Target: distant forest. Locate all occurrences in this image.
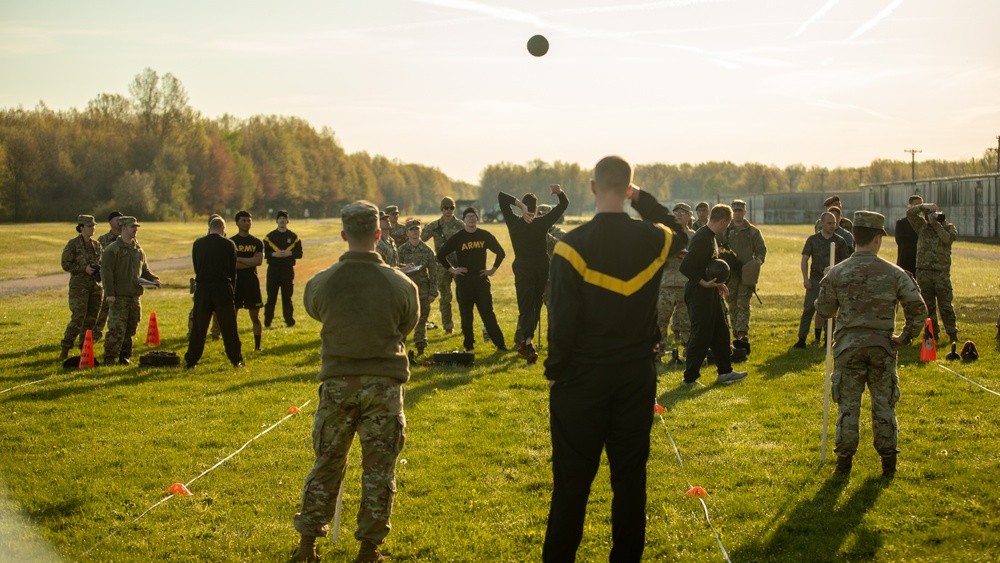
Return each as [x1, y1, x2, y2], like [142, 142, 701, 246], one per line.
[0, 68, 996, 222]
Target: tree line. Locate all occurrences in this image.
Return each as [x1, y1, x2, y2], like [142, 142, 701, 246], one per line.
[0, 68, 995, 222]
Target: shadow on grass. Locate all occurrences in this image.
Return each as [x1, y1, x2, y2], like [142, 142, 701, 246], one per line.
[730, 474, 892, 562]
[9, 366, 188, 403]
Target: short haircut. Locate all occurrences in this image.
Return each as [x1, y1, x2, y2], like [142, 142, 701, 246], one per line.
[209, 217, 225, 231]
[208, 213, 221, 225]
[593, 156, 633, 195]
[819, 211, 835, 223]
[234, 210, 252, 222]
[908, 195, 923, 205]
[828, 206, 842, 218]
[853, 226, 881, 246]
[709, 204, 733, 222]
[521, 193, 538, 212]
[344, 228, 378, 245]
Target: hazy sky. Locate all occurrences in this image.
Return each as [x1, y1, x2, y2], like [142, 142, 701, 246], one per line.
[2, 0, 998, 183]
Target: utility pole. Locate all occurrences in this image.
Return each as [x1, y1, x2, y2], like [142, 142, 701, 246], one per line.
[995, 136, 1000, 174]
[819, 171, 827, 191]
[904, 149, 922, 180]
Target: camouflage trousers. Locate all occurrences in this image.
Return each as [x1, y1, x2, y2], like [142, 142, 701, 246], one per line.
[915, 269, 957, 338]
[435, 264, 454, 332]
[94, 297, 110, 339]
[104, 296, 141, 364]
[657, 285, 690, 349]
[832, 346, 900, 458]
[61, 280, 104, 350]
[295, 376, 406, 544]
[408, 276, 434, 347]
[725, 274, 754, 339]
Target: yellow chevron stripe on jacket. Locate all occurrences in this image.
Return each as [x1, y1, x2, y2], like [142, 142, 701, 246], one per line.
[264, 235, 300, 253]
[552, 224, 672, 296]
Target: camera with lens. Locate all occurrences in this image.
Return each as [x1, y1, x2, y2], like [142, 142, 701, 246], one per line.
[928, 212, 945, 222]
[89, 264, 101, 283]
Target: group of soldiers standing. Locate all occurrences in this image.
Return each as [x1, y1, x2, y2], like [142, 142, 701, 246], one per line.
[60, 211, 159, 366]
[59, 209, 304, 369]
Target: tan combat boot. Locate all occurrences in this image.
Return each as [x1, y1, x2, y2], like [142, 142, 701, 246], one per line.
[355, 540, 388, 563]
[291, 535, 318, 562]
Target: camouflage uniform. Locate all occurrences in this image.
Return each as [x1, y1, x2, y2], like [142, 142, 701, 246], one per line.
[295, 201, 418, 550]
[815, 212, 926, 465]
[421, 210, 465, 332]
[101, 217, 158, 365]
[93, 228, 119, 339]
[719, 203, 767, 339]
[907, 205, 959, 340]
[397, 224, 438, 350]
[383, 205, 407, 248]
[376, 236, 398, 268]
[60, 221, 104, 353]
[658, 224, 697, 351]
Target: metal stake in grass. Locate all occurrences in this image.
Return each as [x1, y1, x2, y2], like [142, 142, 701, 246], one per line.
[331, 479, 345, 543]
[820, 241, 834, 465]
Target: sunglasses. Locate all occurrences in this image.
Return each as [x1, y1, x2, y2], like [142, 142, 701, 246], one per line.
[442, 206, 455, 210]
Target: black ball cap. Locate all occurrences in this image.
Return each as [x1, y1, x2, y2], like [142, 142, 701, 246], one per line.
[527, 35, 549, 57]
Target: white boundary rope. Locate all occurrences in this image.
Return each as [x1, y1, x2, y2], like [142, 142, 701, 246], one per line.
[654, 408, 732, 563]
[75, 399, 312, 560]
[0, 373, 76, 395]
[937, 364, 1000, 397]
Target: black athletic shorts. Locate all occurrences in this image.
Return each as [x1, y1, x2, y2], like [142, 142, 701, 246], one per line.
[234, 273, 263, 309]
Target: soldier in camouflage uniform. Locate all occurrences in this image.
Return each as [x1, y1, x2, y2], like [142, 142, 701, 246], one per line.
[59, 215, 104, 360]
[376, 211, 399, 267]
[657, 203, 697, 357]
[93, 210, 123, 340]
[101, 216, 159, 366]
[907, 202, 959, 342]
[719, 199, 767, 341]
[397, 219, 438, 355]
[293, 201, 418, 563]
[692, 201, 710, 230]
[815, 211, 927, 477]
[420, 197, 464, 334]
[384, 205, 408, 247]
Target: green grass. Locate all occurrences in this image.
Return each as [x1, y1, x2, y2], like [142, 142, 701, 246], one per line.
[1, 222, 999, 561]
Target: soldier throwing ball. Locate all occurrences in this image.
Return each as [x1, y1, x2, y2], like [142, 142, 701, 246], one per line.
[816, 211, 926, 477]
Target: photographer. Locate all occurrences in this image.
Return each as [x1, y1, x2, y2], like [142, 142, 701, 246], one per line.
[906, 202, 959, 342]
[59, 215, 104, 360]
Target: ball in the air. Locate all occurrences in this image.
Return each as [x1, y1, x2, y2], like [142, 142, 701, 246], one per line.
[527, 35, 549, 57]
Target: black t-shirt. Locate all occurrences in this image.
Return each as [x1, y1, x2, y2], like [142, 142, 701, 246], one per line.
[802, 232, 849, 280]
[231, 233, 264, 278]
[436, 228, 505, 275]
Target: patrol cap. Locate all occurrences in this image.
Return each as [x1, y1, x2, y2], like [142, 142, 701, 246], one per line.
[378, 210, 389, 220]
[673, 202, 692, 213]
[275, 210, 289, 220]
[537, 204, 553, 215]
[731, 199, 747, 210]
[441, 197, 456, 209]
[384, 205, 399, 215]
[853, 211, 888, 235]
[341, 201, 379, 232]
[77, 214, 96, 226]
[405, 219, 422, 230]
[823, 195, 841, 208]
[118, 216, 140, 227]
[462, 207, 479, 219]
[695, 201, 710, 210]
[107, 210, 122, 222]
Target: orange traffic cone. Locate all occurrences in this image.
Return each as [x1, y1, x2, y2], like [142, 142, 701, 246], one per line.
[146, 311, 160, 346]
[920, 318, 937, 362]
[79, 330, 95, 369]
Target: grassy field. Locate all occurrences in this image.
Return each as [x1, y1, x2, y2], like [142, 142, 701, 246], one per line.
[1, 220, 998, 562]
